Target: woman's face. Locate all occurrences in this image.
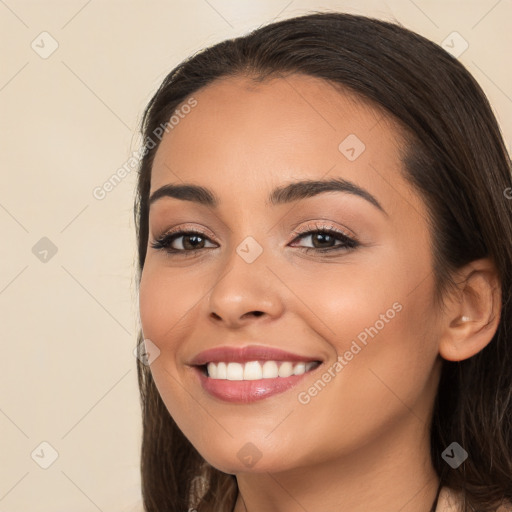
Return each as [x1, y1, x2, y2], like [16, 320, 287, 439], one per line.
[139, 74, 444, 474]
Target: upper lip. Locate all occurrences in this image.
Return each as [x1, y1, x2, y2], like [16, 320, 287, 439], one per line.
[189, 345, 323, 366]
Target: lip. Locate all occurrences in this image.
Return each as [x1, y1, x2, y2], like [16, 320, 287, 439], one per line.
[193, 363, 322, 403]
[188, 344, 324, 404]
[188, 344, 323, 366]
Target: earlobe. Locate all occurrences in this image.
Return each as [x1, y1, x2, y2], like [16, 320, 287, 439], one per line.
[438, 258, 501, 362]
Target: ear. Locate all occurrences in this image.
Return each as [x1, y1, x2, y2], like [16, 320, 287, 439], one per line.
[438, 258, 502, 362]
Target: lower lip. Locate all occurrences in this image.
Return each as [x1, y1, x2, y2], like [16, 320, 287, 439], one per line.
[194, 366, 316, 403]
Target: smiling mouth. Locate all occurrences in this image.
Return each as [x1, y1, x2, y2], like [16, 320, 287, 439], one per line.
[199, 360, 322, 380]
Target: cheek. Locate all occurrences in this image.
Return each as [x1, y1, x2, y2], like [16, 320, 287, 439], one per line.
[298, 295, 437, 474]
[296, 256, 439, 425]
[311, 236, 436, 365]
[138, 264, 204, 432]
[138, 263, 202, 346]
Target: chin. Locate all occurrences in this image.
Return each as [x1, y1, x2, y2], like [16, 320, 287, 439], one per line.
[199, 447, 295, 475]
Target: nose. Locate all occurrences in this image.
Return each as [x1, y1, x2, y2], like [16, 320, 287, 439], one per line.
[207, 244, 285, 329]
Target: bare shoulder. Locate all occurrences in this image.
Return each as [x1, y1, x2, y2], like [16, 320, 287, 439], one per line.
[496, 500, 512, 512]
[437, 487, 464, 512]
[438, 487, 512, 512]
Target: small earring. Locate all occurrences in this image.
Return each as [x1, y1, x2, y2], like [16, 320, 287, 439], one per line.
[460, 315, 471, 322]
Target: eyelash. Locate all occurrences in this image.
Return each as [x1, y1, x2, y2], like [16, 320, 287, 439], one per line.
[150, 222, 359, 258]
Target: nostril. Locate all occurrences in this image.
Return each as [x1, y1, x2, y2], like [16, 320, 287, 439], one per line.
[241, 311, 265, 319]
[210, 311, 264, 321]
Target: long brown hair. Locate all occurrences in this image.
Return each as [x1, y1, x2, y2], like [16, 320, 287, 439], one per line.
[134, 12, 512, 511]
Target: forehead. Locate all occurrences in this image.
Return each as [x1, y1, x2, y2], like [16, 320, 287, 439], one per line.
[149, 73, 424, 218]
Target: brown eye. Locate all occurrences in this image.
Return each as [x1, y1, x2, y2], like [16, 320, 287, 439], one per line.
[150, 230, 217, 254]
[304, 232, 338, 249]
[290, 226, 359, 253]
[176, 233, 207, 250]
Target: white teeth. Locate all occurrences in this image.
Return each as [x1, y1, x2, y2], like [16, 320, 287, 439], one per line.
[207, 362, 217, 379]
[217, 362, 227, 379]
[262, 361, 278, 378]
[205, 360, 319, 380]
[293, 362, 306, 375]
[243, 361, 262, 380]
[226, 362, 244, 380]
[278, 362, 293, 378]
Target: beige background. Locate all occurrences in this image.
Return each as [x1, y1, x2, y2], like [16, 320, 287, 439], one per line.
[0, 1, 510, 510]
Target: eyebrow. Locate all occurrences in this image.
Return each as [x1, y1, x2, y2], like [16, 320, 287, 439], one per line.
[148, 177, 387, 215]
